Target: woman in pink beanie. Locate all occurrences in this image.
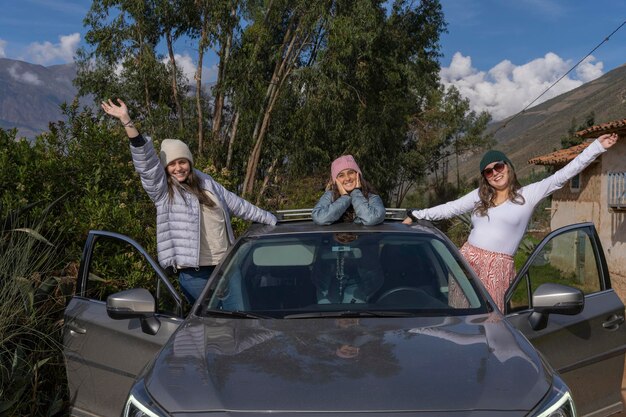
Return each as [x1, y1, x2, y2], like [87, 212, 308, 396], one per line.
[312, 155, 385, 226]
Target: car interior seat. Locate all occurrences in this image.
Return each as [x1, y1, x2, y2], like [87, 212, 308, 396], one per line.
[373, 244, 442, 302]
[244, 264, 317, 311]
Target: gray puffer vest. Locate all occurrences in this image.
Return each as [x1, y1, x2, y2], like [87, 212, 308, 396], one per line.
[130, 137, 277, 269]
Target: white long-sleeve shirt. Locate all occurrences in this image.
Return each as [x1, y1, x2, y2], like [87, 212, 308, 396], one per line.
[410, 139, 606, 256]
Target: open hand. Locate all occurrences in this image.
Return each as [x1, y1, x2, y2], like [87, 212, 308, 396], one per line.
[101, 98, 130, 122]
[335, 178, 348, 195]
[598, 133, 619, 149]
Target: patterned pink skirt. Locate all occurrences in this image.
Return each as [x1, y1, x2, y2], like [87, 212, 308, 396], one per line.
[460, 242, 515, 312]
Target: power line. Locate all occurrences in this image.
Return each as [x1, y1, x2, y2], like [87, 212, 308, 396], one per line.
[495, 19, 626, 134]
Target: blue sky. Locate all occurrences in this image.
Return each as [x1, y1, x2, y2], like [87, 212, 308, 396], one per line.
[438, 0, 626, 119]
[1, 0, 625, 120]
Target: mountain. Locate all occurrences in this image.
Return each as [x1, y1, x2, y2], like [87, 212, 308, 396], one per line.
[0, 58, 80, 139]
[0, 58, 216, 140]
[452, 63, 626, 182]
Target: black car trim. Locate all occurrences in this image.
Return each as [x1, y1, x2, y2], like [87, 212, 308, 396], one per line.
[203, 309, 273, 319]
[283, 310, 417, 319]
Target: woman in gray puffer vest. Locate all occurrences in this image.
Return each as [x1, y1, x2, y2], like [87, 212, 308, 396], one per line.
[102, 98, 277, 303]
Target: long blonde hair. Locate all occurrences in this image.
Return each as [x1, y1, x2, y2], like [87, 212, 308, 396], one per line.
[474, 162, 524, 216]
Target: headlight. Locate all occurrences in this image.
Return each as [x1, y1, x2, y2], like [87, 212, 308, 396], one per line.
[123, 378, 169, 417]
[530, 375, 577, 417]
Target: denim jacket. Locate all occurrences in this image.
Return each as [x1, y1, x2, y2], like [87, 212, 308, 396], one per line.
[311, 189, 385, 226]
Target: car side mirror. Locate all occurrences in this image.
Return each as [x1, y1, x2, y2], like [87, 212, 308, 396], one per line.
[107, 288, 160, 335]
[529, 283, 584, 331]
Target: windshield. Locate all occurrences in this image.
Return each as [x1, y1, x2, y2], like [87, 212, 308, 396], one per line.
[203, 232, 486, 318]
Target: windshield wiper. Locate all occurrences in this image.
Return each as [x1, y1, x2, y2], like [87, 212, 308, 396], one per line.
[203, 309, 272, 319]
[283, 310, 415, 319]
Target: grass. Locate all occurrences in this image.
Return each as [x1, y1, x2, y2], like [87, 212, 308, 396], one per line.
[0, 205, 71, 416]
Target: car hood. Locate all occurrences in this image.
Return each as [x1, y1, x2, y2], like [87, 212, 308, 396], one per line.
[146, 314, 550, 414]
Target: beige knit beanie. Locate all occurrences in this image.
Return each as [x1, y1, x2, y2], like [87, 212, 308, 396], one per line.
[159, 139, 193, 166]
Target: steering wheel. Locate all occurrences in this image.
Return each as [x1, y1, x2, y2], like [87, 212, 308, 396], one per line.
[375, 286, 425, 305]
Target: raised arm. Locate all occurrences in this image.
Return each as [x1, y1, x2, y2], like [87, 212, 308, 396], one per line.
[598, 133, 619, 149]
[524, 133, 618, 206]
[215, 181, 278, 225]
[403, 189, 479, 224]
[102, 98, 168, 203]
[101, 98, 139, 139]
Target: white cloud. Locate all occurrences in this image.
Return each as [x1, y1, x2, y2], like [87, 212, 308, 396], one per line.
[440, 52, 605, 121]
[0, 39, 6, 58]
[25, 33, 80, 65]
[202, 63, 219, 84]
[575, 56, 603, 82]
[161, 53, 219, 85]
[7, 64, 42, 85]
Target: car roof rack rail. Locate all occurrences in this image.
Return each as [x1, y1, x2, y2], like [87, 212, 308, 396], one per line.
[275, 208, 408, 222]
[385, 208, 408, 221]
[275, 208, 315, 221]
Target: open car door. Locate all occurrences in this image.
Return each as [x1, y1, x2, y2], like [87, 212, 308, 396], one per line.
[505, 223, 626, 416]
[63, 231, 186, 417]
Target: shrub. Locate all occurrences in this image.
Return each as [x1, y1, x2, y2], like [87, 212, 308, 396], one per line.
[0, 203, 71, 416]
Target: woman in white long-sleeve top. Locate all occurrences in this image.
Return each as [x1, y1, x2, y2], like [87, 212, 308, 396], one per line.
[312, 155, 386, 226]
[101, 98, 277, 304]
[403, 133, 620, 311]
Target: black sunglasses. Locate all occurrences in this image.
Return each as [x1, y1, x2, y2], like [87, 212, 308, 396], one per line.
[482, 161, 506, 179]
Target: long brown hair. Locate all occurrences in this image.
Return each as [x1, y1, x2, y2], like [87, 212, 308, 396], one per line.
[166, 166, 215, 207]
[474, 162, 524, 216]
[328, 176, 378, 222]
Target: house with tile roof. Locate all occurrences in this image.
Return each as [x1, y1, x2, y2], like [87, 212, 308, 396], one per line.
[528, 119, 626, 296]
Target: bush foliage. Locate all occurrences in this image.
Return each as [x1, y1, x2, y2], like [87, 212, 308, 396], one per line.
[0, 202, 71, 416]
[0, 103, 244, 415]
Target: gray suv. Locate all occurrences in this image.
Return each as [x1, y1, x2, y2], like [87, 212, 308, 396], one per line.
[63, 210, 626, 416]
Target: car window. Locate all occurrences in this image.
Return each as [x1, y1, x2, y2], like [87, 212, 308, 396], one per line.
[507, 228, 602, 312]
[84, 235, 180, 316]
[205, 232, 486, 317]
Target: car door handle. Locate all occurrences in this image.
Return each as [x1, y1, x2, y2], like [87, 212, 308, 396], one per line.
[602, 315, 625, 331]
[66, 322, 87, 335]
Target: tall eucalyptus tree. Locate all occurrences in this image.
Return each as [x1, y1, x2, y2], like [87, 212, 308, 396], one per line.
[76, 0, 171, 118]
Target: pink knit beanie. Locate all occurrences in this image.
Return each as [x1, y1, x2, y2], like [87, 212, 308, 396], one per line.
[331, 155, 361, 179]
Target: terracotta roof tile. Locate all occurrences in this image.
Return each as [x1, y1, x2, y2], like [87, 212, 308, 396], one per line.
[528, 140, 593, 166]
[529, 117, 625, 166]
[576, 119, 626, 138]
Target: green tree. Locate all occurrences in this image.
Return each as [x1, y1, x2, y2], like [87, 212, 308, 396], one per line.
[399, 85, 492, 206]
[155, 0, 193, 134]
[560, 112, 595, 148]
[178, 0, 224, 153]
[75, 0, 175, 125]
[73, 0, 451, 208]
[268, 0, 447, 204]
[239, 0, 335, 197]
